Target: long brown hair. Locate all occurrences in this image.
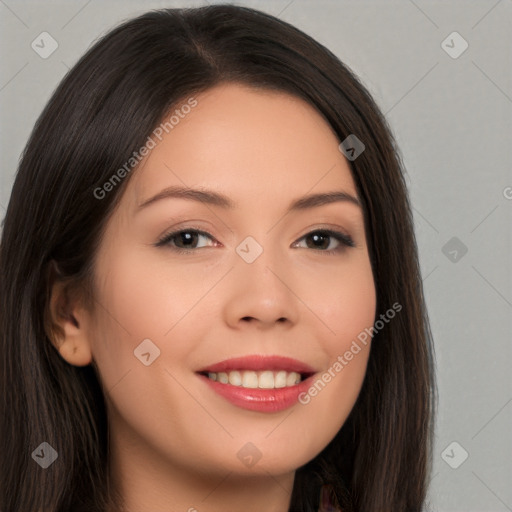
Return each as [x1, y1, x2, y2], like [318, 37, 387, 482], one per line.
[0, 5, 436, 511]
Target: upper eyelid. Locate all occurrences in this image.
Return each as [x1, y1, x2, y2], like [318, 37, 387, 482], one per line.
[156, 226, 354, 248]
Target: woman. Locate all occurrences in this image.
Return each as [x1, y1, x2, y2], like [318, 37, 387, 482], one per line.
[0, 5, 436, 512]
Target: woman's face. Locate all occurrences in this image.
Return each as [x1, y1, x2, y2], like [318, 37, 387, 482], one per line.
[84, 83, 376, 485]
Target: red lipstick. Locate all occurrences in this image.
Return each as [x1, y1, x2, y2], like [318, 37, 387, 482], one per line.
[198, 355, 315, 374]
[196, 355, 316, 413]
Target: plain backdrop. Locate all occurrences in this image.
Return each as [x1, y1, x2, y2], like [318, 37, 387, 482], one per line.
[1, 1, 511, 511]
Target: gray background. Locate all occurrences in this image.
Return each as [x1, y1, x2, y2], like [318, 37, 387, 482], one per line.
[1, 1, 511, 510]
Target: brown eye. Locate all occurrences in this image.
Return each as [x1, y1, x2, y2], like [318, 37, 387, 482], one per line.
[293, 229, 355, 254]
[156, 229, 217, 251]
[171, 231, 200, 249]
[305, 232, 331, 250]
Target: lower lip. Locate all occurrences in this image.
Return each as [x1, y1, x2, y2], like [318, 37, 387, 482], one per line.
[198, 373, 314, 413]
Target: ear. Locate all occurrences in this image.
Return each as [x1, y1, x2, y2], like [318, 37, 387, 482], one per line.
[48, 276, 93, 367]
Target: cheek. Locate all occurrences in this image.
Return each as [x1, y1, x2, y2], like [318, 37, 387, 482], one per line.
[305, 250, 376, 347]
[86, 249, 224, 465]
[86, 244, 220, 417]
[292, 253, 376, 442]
[90, 244, 214, 350]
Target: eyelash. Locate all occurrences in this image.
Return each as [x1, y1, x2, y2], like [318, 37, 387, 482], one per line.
[155, 226, 355, 255]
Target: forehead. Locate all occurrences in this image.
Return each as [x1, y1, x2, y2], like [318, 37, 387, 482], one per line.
[127, 82, 357, 210]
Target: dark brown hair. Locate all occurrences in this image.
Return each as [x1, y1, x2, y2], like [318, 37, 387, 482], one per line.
[0, 5, 436, 511]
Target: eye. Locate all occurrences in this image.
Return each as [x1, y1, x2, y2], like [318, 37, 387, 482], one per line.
[155, 228, 218, 252]
[292, 229, 355, 254]
[155, 227, 355, 254]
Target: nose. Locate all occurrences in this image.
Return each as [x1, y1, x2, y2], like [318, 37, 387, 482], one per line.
[222, 248, 300, 330]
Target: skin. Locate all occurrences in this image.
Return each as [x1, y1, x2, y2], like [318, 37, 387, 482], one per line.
[50, 82, 376, 512]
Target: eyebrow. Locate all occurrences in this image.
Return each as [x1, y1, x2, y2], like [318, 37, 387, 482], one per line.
[137, 185, 362, 212]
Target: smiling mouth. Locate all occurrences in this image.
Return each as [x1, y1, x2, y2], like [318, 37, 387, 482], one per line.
[196, 355, 317, 412]
[198, 370, 313, 389]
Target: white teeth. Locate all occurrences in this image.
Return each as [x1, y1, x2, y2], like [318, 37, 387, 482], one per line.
[228, 371, 242, 386]
[242, 371, 259, 388]
[206, 370, 303, 389]
[217, 372, 229, 384]
[274, 371, 287, 388]
[286, 372, 300, 386]
[258, 371, 274, 389]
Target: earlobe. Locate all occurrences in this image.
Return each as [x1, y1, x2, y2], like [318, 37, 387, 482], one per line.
[48, 277, 93, 367]
[57, 339, 92, 366]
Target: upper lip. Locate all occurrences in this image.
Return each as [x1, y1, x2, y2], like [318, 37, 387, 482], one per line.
[197, 355, 316, 375]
